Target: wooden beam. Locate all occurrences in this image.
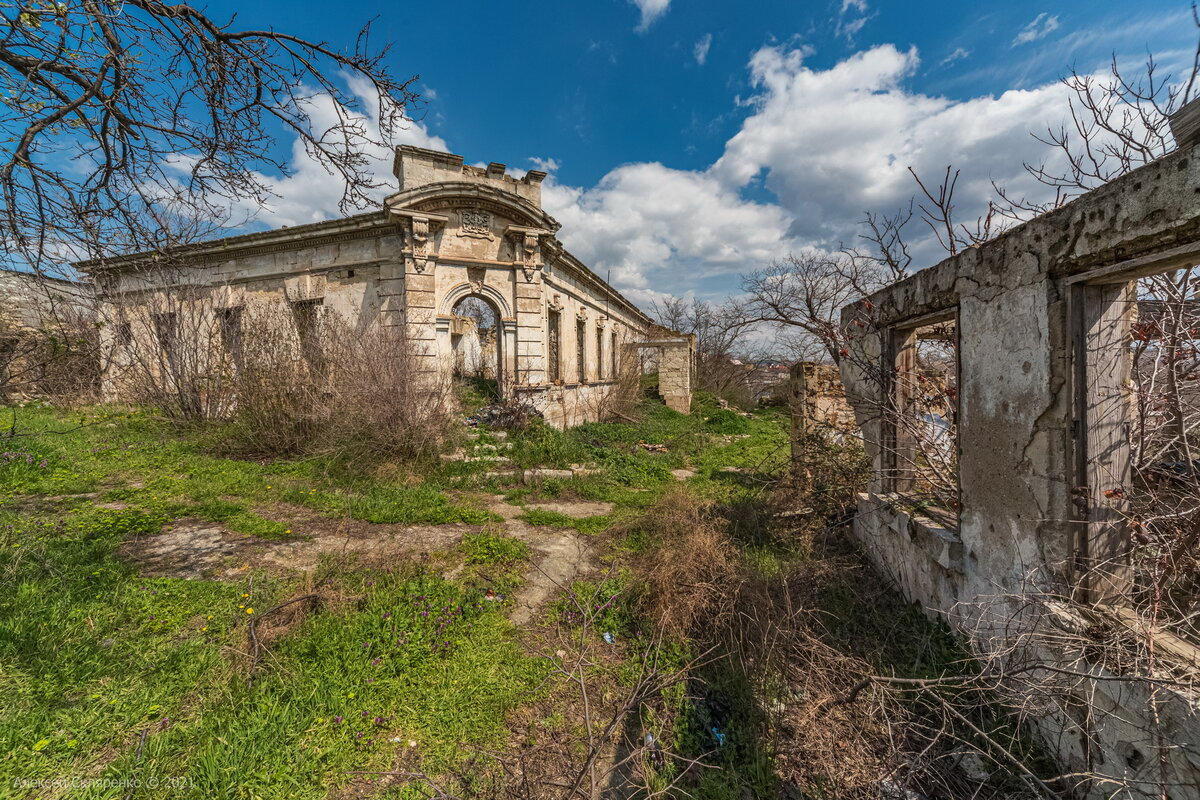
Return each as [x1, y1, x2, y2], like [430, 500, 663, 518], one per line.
[1078, 283, 1135, 602]
[889, 327, 919, 494]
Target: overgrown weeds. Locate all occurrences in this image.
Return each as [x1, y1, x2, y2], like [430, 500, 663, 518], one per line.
[630, 488, 743, 640]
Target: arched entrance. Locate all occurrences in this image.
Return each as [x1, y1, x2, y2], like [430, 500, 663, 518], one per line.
[434, 280, 518, 400]
[449, 294, 502, 398]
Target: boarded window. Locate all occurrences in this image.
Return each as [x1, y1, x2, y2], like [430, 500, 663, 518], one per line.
[577, 318, 587, 383]
[547, 309, 561, 383]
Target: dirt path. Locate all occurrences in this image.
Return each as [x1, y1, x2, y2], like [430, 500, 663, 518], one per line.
[483, 496, 603, 626]
[120, 496, 609, 628]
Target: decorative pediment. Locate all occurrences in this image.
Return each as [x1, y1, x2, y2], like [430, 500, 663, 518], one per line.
[548, 293, 564, 313]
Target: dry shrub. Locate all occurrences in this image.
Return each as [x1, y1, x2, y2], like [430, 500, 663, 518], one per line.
[634, 488, 743, 639]
[320, 316, 455, 460]
[731, 558, 912, 797]
[229, 305, 453, 460]
[115, 279, 238, 420]
[599, 340, 645, 423]
[1, 300, 101, 405]
[226, 303, 314, 453]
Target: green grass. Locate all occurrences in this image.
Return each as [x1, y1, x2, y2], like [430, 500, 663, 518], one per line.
[461, 531, 529, 565]
[0, 393, 959, 798]
[520, 507, 614, 535]
[0, 406, 493, 529]
[0, 503, 544, 798]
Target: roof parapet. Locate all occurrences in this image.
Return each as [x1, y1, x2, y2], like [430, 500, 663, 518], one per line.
[394, 145, 545, 207]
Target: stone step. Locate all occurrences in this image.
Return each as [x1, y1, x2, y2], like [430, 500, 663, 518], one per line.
[523, 468, 574, 480]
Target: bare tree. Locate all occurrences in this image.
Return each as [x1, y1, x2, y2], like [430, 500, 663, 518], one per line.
[0, 1, 420, 277]
[998, 6, 1200, 217]
[741, 248, 906, 366]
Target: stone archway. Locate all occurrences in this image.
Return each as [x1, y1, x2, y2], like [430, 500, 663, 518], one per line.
[436, 281, 517, 396]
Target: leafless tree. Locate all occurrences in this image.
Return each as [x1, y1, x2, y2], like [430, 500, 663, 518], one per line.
[741, 248, 906, 366]
[0, 1, 420, 278]
[998, 5, 1200, 217]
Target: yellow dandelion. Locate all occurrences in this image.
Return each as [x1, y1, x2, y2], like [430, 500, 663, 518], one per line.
[245, 607, 254, 615]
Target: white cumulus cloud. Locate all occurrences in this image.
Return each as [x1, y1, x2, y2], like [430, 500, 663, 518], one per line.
[540, 43, 1075, 302]
[253, 44, 1083, 307]
[694, 33, 713, 66]
[229, 85, 448, 229]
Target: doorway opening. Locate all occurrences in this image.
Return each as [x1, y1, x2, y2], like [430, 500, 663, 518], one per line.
[450, 295, 501, 400]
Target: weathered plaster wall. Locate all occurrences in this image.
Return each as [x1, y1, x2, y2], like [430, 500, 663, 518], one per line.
[84, 146, 656, 429]
[838, 143, 1200, 797]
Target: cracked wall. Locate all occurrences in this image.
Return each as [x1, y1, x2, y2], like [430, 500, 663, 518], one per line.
[838, 141, 1200, 798]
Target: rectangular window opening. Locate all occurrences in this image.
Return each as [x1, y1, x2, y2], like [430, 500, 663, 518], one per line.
[886, 312, 959, 522]
[576, 318, 587, 384]
[596, 326, 605, 380]
[1078, 264, 1200, 610]
[611, 330, 618, 378]
[547, 309, 561, 383]
[292, 299, 325, 374]
[218, 307, 243, 370]
[151, 312, 179, 369]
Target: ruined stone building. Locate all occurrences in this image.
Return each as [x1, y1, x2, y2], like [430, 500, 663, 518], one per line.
[81, 146, 695, 427]
[0, 268, 93, 399]
[839, 135, 1200, 796]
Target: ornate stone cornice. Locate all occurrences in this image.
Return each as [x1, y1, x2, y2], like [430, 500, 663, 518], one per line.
[76, 212, 393, 273]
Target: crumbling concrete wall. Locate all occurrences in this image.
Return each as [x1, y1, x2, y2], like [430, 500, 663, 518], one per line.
[838, 141, 1200, 797]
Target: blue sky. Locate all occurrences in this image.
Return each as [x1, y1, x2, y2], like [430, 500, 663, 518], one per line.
[208, 0, 1198, 306]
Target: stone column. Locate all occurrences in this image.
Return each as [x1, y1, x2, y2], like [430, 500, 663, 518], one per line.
[389, 211, 446, 382]
[403, 263, 439, 378]
[658, 337, 696, 414]
[506, 228, 553, 387]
